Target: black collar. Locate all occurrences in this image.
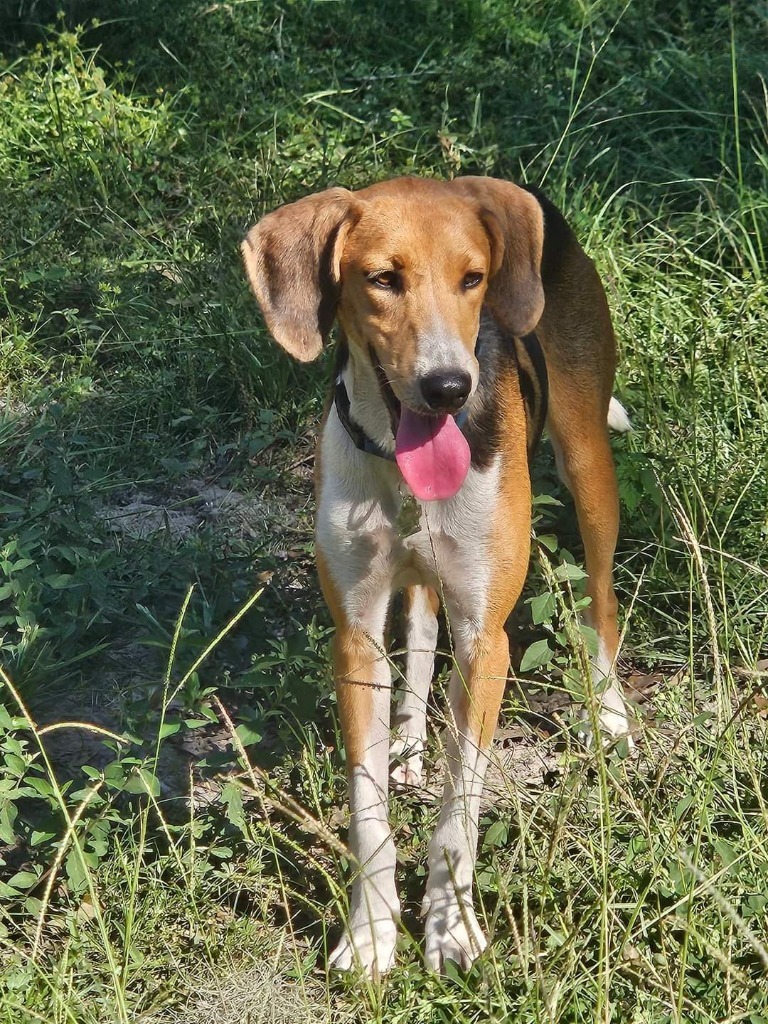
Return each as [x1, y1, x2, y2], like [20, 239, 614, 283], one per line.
[334, 373, 470, 462]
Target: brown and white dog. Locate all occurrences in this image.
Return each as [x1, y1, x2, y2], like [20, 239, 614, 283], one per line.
[242, 176, 632, 976]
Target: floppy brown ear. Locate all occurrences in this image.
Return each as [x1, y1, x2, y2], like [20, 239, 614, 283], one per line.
[241, 187, 357, 362]
[449, 176, 544, 336]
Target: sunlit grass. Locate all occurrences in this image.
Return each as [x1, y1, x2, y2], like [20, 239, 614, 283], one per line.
[1, 0, 766, 1020]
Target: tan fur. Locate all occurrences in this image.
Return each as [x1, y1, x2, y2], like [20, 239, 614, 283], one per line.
[449, 176, 545, 336]
[339, 181, 488, 390]
[243, 177, 545, 414]
[402, 584, 440, 621]
[317, 547, 384, 767]
[243, 175, 629, 974]
[461, 371, 532, 748]
[241, 188, 357, 361]
[533, 210, 621, 668]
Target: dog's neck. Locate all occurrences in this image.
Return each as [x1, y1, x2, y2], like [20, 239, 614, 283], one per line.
[337, 335, 397, 455]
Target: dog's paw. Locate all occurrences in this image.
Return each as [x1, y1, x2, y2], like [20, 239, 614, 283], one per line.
[390, 761, 423, 789]
[578, 684, 636, 752]
[329, 918, 398, 978]
[598, 706, 636, 751]
[422, 891, 487, 971]
[389, 734, 425, 789]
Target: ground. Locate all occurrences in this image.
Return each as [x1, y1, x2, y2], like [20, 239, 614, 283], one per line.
[1, 2, 767, 1022]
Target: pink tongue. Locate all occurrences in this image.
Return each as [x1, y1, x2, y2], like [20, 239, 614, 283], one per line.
[395, 408, 471, 501]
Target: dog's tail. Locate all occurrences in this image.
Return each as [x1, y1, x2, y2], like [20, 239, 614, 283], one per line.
[607, 397, 632, 433]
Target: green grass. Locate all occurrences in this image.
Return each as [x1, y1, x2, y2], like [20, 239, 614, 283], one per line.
[0, 1, 767, 1020]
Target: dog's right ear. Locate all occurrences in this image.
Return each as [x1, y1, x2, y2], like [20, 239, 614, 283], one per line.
[241, 188, 358, 362]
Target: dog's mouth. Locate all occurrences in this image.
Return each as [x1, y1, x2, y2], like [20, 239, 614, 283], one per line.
[371, 349, 471, 502]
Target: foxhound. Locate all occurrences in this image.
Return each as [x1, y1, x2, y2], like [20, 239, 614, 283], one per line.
[242, 175, 632, 976]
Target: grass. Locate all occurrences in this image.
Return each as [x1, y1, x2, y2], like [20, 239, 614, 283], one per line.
[0, 0, 767, 1020]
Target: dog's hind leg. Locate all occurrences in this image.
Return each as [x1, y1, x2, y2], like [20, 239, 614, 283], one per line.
[530, 201, 633, 745]
[390, 585, 439, 789]
[547, 399, 633, 744]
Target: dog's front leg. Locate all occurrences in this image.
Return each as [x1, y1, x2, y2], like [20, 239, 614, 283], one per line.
[422, 624, 511, 971]
[317, 552, 399, 977]
[390, 584, 440, 789]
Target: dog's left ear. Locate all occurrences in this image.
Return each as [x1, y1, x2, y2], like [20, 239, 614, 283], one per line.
[449, 177, 544, 336]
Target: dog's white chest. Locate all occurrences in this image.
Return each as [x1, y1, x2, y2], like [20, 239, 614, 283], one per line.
[316, 411, 502, 628]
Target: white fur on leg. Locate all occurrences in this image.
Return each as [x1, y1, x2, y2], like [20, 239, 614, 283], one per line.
[327, 594, 400, 976]
[391, 586, 438, 788]
[581, 639, 634, 749]
[389, 734, 426, 790]
[422, 884, 488, 970]
[329, 757, 399, 975]
[329, 749, 400, 976]
[423, 668, 490, 971]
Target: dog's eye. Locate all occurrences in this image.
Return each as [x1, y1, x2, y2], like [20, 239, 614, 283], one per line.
[367, 270, 400, 290]
[462, 272, 484, 290]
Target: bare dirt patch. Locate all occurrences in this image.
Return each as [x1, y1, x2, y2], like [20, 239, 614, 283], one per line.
[98, 477, 302, 544]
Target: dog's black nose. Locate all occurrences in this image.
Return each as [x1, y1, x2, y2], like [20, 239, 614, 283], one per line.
[419, 371, 472, 413]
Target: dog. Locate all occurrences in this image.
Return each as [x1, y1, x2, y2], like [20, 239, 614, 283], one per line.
[241, 175, 632, 976]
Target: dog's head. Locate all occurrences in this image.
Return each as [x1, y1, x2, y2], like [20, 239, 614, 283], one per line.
[242, 176, 544, 418]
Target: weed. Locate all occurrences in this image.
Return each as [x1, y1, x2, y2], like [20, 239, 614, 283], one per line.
[0, 1, 767, 1021]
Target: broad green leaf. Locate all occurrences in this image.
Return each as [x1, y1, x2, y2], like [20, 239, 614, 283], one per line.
[520, 639, 553, 673]
[236, 721, 263, 746]
[124, 770, 161, 797]
[554, 562, 588, 582]
[484, 819, 508, 849]
[536, 534, 558, 553]
[44, 573, 75, 589]
[529, 592, 556, 625]
[7, 870, 41, 890]
[221, 781, 246, 831]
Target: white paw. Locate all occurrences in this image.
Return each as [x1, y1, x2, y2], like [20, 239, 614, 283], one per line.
[390, 734, 425, 788]
[598, 705, 635, 750]
[579, 685, 635, 751]
[328, 918, 398, 978]
[390, 761, 423, 788]
[422, 891, 487, 971]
